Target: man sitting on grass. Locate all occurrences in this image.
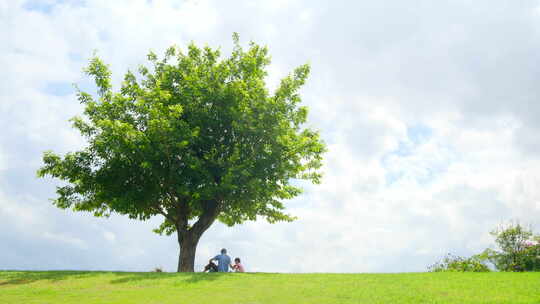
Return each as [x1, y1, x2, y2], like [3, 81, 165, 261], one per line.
[209, 248, 232, 272]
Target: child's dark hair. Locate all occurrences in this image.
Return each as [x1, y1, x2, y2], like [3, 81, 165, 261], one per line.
[235, 257, 241, 263]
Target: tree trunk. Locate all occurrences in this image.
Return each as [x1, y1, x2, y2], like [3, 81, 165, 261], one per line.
[177, 231, 200, 272]
[176, 199, 220, 272]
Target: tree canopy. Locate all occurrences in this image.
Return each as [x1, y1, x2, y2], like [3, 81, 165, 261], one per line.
[38, 34, 325, 271]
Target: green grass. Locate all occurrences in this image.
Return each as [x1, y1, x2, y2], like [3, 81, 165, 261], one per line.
[1, 271, 539, 303]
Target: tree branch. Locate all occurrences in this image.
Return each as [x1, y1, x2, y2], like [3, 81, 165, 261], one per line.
[176, 198, 189, 234]
[154, 205, 176, 224]
[190, 199, 221, 237]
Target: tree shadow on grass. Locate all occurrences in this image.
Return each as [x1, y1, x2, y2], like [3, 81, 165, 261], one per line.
[108, 271, 224, 284]
[0, 270, 106, 286]
[0, 270, 238, 287]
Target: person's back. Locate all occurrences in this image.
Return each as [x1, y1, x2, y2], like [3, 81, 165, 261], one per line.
[212, 248, 231, 272]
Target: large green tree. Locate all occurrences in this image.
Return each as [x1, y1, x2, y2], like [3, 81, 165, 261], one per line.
[38, 34, 325, 272]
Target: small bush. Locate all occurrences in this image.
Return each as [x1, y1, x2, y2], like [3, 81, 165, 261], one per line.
[522, 241, 540, 271]
[428, 253, 490, 272]
[480, 222, 540, 272]
[153, 267, 164, 272]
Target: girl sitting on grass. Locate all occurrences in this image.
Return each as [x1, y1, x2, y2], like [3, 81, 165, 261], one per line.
[232, 257, 245, 272]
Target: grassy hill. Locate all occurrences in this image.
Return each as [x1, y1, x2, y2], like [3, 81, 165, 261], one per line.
[1, 271, 539, 303]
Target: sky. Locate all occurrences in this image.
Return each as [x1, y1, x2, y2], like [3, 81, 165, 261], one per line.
[1, 0, 540, 273]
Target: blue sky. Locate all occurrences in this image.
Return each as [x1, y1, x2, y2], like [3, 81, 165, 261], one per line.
[2, 0, 540, 273]
[22, 0, 84, 13]
[22, 0, 58, 13]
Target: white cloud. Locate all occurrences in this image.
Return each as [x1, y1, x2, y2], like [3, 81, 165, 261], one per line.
[103, 231, 116, 243]
[0, 148, 6, 171]
[43, 232, 88, 250]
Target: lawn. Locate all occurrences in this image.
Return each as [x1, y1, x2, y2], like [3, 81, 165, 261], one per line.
[1, 271, 539, 303]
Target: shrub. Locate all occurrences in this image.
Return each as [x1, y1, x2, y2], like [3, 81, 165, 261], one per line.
[153, 267, 164, 273]
[522, 240, 540, 271]
[428, 253, 490, 272]
[480, 222, 540, 272]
